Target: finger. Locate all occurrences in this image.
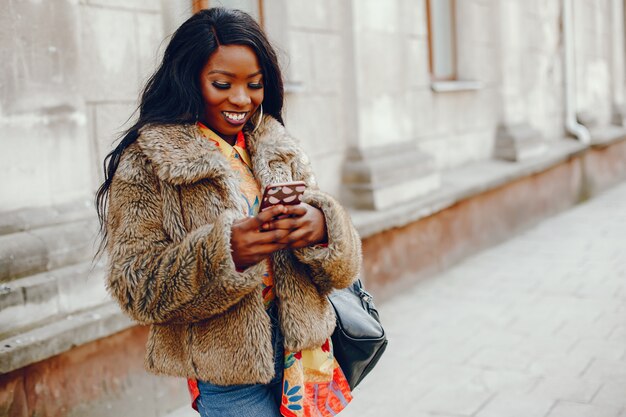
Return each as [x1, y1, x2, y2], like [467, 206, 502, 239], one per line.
[252, 205, 287, 227]
[255, 228, 291, 244]
[283, 204, 307, 217]
[262, 216, 304, 231]
[276, 228, 309, 246]
[277, 236, 309, 249]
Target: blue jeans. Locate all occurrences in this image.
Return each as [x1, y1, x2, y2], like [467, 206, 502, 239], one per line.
[196, 304, 284, 417]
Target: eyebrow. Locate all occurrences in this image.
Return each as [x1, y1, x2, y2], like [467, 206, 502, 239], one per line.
[207, 69, 262, 78]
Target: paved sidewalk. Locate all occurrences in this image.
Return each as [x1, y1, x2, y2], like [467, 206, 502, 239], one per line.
[169, 181, 626, 417]
[343, 181, 626, 417]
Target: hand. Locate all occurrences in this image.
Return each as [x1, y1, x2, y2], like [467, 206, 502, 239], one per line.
[261, 203, 327, 249]
[230, 205, 291, 270]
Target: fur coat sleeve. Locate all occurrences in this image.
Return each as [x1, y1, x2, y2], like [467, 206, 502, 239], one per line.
[287, 142, 362, 296]
[294, 188, 362, 295]
[105, 144, 264, 325]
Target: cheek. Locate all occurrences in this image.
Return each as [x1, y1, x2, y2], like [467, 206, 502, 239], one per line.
[201, 86, 225, 108]
[252, 90, 265, 106]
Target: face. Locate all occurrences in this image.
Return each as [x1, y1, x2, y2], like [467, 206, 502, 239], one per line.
[199, 45, 264, 141]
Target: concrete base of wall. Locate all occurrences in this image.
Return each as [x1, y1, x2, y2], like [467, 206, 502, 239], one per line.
[0, 326, 187, 417]
[362, 138, 626, 301]
[362, 158, 583, 300]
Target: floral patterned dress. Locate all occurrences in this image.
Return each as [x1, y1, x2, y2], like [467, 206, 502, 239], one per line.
[187, 123, 352, 417]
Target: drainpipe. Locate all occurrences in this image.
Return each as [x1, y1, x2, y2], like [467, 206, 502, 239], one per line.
[562, 0, 591, 144]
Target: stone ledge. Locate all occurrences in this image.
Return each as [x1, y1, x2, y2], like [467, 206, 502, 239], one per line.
[0, 302, 133, 374]
[589, 125, 626, 147]
[0, 218, 99, 283]
[431, 80, 483, 93]
[0, 200, 93, 236]
[351, 138, 588, 239]
[0, 261, 107, 335]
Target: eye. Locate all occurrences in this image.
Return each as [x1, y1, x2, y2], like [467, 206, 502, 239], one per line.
[212, 81, 230, 90]
[248, 82, 263, 90]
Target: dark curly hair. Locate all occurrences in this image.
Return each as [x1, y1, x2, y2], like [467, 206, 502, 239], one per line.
[94, 7, 284, 253]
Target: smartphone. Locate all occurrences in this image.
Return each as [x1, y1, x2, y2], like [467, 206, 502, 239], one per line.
[260, 181, 307, 211]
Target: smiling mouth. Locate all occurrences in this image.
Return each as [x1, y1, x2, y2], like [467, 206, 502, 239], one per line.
[222, 111, 248, 124]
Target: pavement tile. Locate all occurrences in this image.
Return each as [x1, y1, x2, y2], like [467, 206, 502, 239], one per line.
[609, 326, 626, 343]
[166, 406, 194, 417]
[475, 393, 555, 417]
[529, 376, 602, 403]
[411, 340, 478, 366]
[593, 381, 626, 409]
[583, 359, 626, 382]
[467, 369, 542, 395]
[515, 334, 579, 356]
[413, 387, 494, 416]
[341, 376, 432, 417]
[467, 347, 534, 372]
[569, 339, 626, 361]
[457, 331, 527, 358]
[554, 321, 617, 340]
[416, 363, 482, 389]
[528, 352, 595, 378]
[546, 401, 622, 417]
[505, 314, 568, 337]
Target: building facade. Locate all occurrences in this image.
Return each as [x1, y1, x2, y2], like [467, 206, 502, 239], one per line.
[1, 0, 626, 415]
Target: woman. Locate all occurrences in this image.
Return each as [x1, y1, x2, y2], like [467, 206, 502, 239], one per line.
[95, 8, 361, 417]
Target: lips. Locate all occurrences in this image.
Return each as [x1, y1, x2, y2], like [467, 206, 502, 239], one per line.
[222, 111, 248, 125]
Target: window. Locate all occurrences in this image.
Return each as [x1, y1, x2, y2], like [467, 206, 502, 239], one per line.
[193, 0, 264, 26]
[426, 0, 457, 81]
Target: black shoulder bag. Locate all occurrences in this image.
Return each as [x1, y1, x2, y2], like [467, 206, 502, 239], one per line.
[328, 279, 388, 389]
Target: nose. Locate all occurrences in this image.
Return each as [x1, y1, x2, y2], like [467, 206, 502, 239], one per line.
[229, 86, 251, 108]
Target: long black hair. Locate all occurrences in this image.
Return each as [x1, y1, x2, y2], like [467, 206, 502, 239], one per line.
[94, 7, 284, 252]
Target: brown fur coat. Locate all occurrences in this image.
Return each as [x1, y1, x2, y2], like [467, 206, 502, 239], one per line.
[105, 115, 362, 384]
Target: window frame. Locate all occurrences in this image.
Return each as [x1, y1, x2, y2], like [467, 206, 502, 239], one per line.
[426, 0, 458, 81]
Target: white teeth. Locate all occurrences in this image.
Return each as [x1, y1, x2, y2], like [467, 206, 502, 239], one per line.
[224, 112, 246, 121]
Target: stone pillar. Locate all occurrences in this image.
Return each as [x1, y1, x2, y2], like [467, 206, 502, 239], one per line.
[343, 144, 439, 210]
[341, 0, 440, 210]
[493, 0, 547, 162]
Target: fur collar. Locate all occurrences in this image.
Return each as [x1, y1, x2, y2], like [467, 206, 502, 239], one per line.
[137, 115, 300, 186]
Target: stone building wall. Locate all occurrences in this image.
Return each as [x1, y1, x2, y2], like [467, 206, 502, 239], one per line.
[0, 0, 164, 212]
[574, 0, 617, 127]
[83, 0, 165, 189]
[411, 0, 499, 169]
[279, 0, 351, 199]
[2, 0, 623, 211]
